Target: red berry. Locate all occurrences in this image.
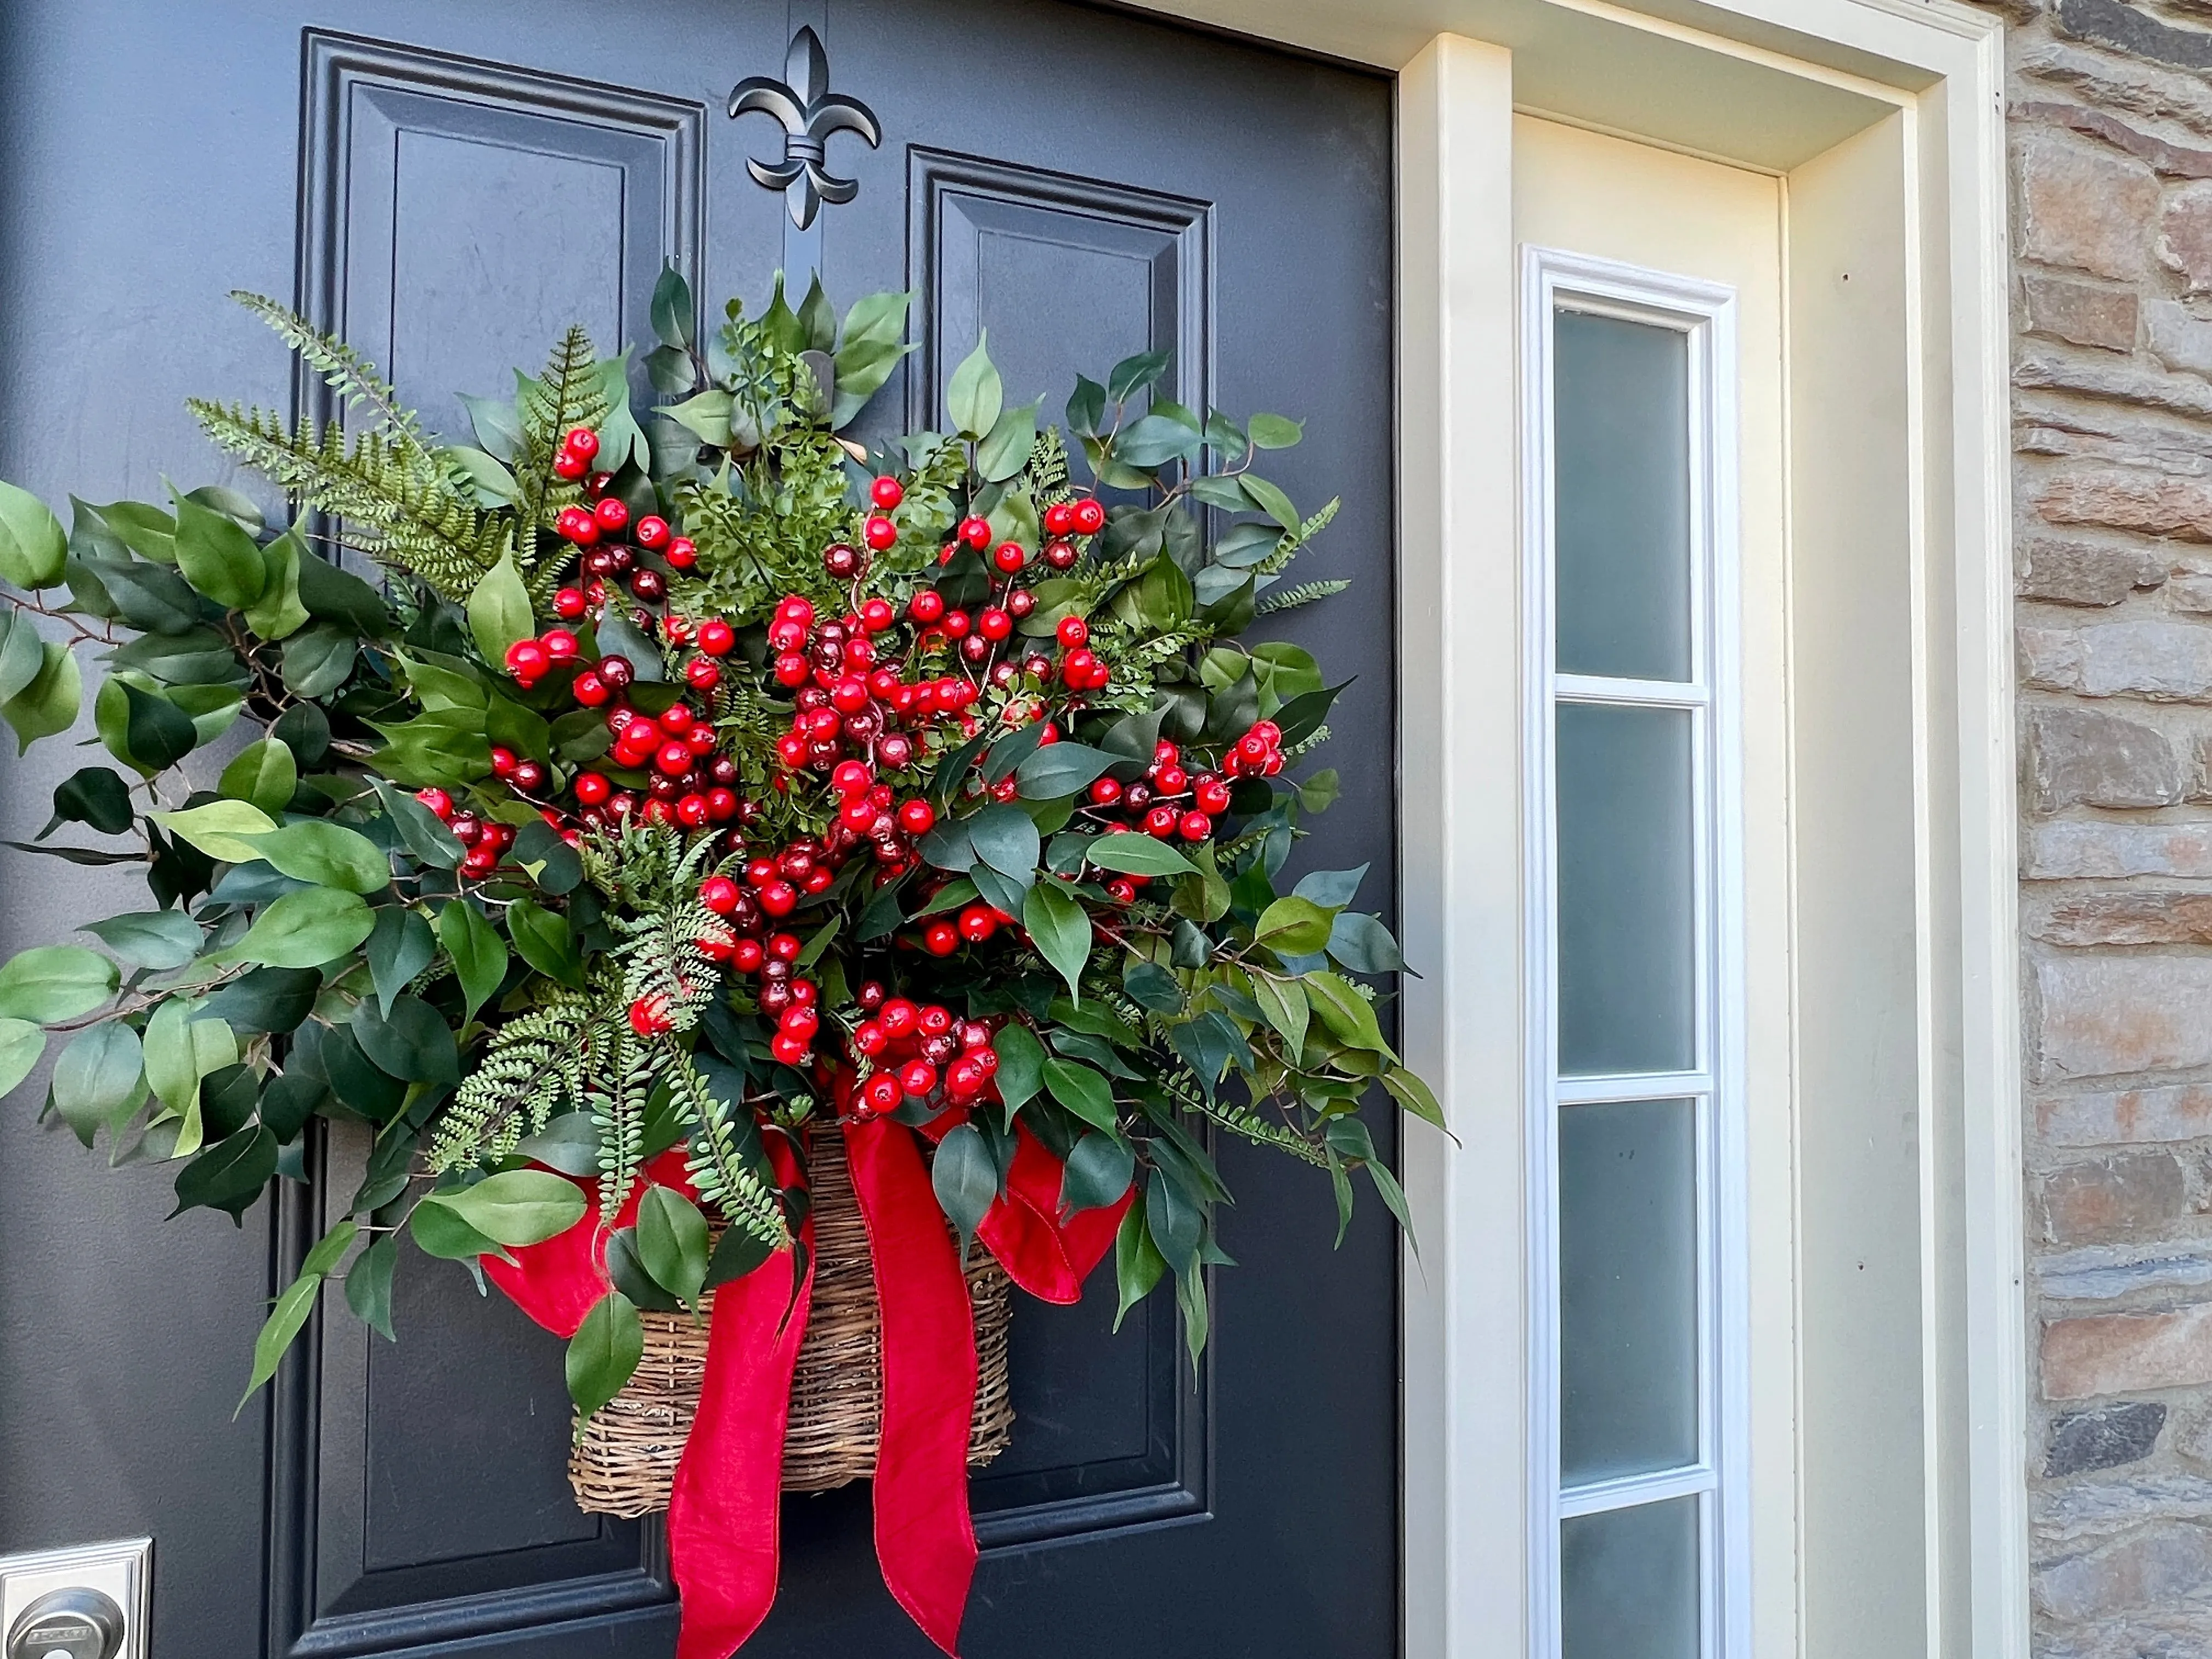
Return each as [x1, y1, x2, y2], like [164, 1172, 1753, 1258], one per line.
[598, 655, 635, 690]
[1057, 616, 1089, 647]
[1195, 778, 1232, 815]
[1088, 776, 1122, 806]
[859, 598, 896, 633]
[665, 537, 697, 569]
[1043, 539, 1077, 570]
[552, 450, 589, 481]
[1144, 805, 1179, 838]
[900, 1058, 939, 1096]
[862, 1073, 904, 1115]
[774, 652, 811, 687]
[415, 787, 453, 820]
[958, 904, 998, 943]
[684, 658, 720, 692]
[855, 1022, 889, 1058]
[698, 875, 740, 915]
[768, 932, 802, 962]
[675, 793, 710, 828]
[634, 515, 671, 550]
[864, 516, 898, 551]
[896, 798, 935, 837]
[706, 788, 738, 821]
[594, 497, 629, 533]
[556, 505, 599, 545]
[958, 516, 992, 550]
[770, 1032, 809, 1065]
[978, 608, 1012, 641]
[830, 676, 871, 714]
[731, 938, 765, 973]
[573, 772, 612, 807]
[1042, 501, 1075, 537]
[1072, 499, 1105, 534]
[564, 427, 600, 461]
[1156, 765, 1188, 794]
[628, 994, 673, 1037]
[758, 881, 798, 916]
[542, 629, 579, 663]
[1106, 878, 1137, 904]
[570, 672, 610, 710]
[942, 609, 971, 639]
[505, 639, 550, 678]
[909, 590, 945, 625]
[659, 704, 695, 736]
[1062, 647, 1097, 685]
[922, 921, 959, 957]
[695, 618, 734, 657]
[490, 745, 517, 777]
[992, 540, 1028, 573]
[879, 999, 918, 1040]
[1178, 811, 1212, 842]
[653, 741, 690, 776]
[833, 760, 873, 798]
[554, 586, 588, 619]
[871, 476, 904, 510]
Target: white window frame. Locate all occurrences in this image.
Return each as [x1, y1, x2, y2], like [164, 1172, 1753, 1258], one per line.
[1520, 247, 1748, 1659]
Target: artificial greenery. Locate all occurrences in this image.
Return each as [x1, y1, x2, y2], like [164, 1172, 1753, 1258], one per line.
[0, 268, 1441, 1415]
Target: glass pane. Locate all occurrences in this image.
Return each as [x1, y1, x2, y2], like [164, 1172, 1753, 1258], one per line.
[1554, 309, 1692, 682]
[1560, 1099, 1700, 1483]
[1556, 703, 1697, 1075]
[1562, 1497, 1701, 1659]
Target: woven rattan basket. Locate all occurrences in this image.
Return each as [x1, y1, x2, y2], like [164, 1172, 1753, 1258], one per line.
[568, 1135, 1015, 1516]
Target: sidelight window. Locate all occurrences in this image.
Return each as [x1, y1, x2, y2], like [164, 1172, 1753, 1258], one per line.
[1523, 251, 1747, 1659]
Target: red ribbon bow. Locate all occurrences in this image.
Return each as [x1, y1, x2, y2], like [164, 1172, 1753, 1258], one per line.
[484, 1095, 1128, 1657]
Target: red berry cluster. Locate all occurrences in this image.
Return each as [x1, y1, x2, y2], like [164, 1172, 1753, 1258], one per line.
[1082, 736, 1234, 848]
[849, 985, 1000, 1117]
[411, 787, 520, 879]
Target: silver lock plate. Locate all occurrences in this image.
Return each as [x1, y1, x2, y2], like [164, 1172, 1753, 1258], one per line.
[0, 1542, 146, 1659]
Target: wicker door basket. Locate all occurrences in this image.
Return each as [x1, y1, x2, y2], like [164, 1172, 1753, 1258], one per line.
[568, 1135, 1016, 1517]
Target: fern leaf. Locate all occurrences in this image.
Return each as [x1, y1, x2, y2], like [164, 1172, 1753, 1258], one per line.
[228, 291, 437, 466]
[659, 1041, 787, 1245]
[1254, 495, 1341, 580]
[594, 1026, 653, 1221]
[1256, 579, 1349, 616]
[429, 993, 599, 1171]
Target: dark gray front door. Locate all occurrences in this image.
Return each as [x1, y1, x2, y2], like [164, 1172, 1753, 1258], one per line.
[0, 4, 1397, 1655]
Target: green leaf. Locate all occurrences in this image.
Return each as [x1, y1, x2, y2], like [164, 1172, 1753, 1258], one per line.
[1121, 960, 1183, 1015]
[367, 907, 437, 1017]
[1328, 911, 1407, 975]
[931, 1123, 998, 1252]
[50, 1021, 139, 1139]
[977, 402, 1039, 482]
[567, 1290, 644, 1420]
[1381, 1065, 1448, 1131]
[0, 1017, 42, 1099]
[296, 552, 390, 635]
[237, 1257, 328, 1413]
[1256, 895, 1336, 957]
[1085, 833, 1198, 878]
[432, 1168, 587, 1246]
[966, 802, 1041, 880]
[594, 610, 662, 682]
[992, 1022, 1046, 1115]
[704, 1223, 776, 1290]
[0, 481, 68, 588]
[243, 529, 309, 640]
[1022, 882, 1092, 1000]
[1061, 1131, 1135, 1214]
[511, 819, 582, 895]
[1305, 970, 1395, 1058]
[1106, 349, 1171, 402]
[1, 641, 80, 753]
[174, 1124, 278, 1217]
[636, 1186, 710, 1303]
[507, 898, 584, 988]
[1251, 973, 1310, 1059]
[46, 766, 133, 839]
[1146, 1166, 1201, 1274]
[151, 799, 278, 863]
[279, 624, 357, 698]
[246, 820, 391, 895]
[0, 612, 46, 704]
[409, 1198, 503, 1261]
[228, 886, 375, 970]
[659, 388, 732, 447]
[1298, 769, 1341, 813]
[220, 740, 299, 817]
[651, 262, 695, 349]
[1041, 1058, 1117, 1132]
[1113, 1197, 1166, 1331]
[352, 994, 458, 1086]
[120, 681, 195, 771]
[201, 966, 319, 1034]
[946, 331, 1004, 439]
[1014, 742, 1118, 801]
[1239, 473, 1300, 530]
[171, 490, 267, 608]
[1115, 414, 1201, 469]
[1246, 413, 1304, 449]
[375, 781, 463, 871]
[345, 1233, 399, 1341]
[0, 945, 115, 1023]
[438, 899, 507, 1019]
[466, 549, 533, 665]
[81, 910, 201, 970]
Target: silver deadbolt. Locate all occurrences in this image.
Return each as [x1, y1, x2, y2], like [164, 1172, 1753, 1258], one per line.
[6, 1588, 123, 1659]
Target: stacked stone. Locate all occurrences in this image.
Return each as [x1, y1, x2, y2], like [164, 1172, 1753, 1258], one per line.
[2001, 0, 2212, 1649]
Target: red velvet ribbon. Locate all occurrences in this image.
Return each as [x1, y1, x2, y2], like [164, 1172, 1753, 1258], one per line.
[486, 1101, 1128, 1657]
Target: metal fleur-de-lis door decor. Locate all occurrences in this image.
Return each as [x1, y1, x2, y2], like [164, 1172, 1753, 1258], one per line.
[730, 26, 882, 229]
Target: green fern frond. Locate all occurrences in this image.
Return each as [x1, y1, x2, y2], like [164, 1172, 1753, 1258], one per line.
[228, 291, 437, 466]
[1161, 1064, 1329, 1167]
[1253, 496, 1340, 580]
[428, 993, 600, 1171]
[594, 1026, 653, 1221]
[188, 400, 505, 602]
[658, 1041, 787, 1244]
[1256, 579, 1349, 616]
[1283, 724, 1330, 761]
[513, 326, 609, 547]
[1025, 427, 1071, 503]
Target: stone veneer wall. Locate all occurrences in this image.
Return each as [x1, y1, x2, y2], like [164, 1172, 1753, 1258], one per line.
[1999, 0, 2212, 1650]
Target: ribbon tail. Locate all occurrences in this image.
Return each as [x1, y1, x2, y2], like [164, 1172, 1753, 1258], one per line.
[845, 1116, 978, 1658]
[979, 1124, 1131, 1305]
[668, 1139, 813, 1659]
